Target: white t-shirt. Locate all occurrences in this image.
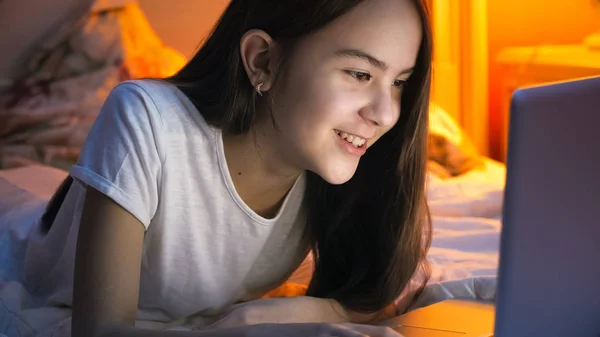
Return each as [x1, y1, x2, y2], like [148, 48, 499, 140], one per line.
[22, 79, 310, 329]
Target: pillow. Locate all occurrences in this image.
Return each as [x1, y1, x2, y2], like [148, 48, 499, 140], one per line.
[428, 102, 483, 176]
[0, 0, 95, 83]
[0, 2, 186, 170]
[427, 160, 451, 180]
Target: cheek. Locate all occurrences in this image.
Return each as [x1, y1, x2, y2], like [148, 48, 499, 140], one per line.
[280, 77, 358, 137]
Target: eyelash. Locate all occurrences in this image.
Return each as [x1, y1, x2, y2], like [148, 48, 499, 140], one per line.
[345, 70, 407, 88]
[347, 70, 372, 82]
[393, 79, 408, 88]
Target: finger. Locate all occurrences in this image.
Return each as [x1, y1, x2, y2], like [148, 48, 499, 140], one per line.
[326, 323, 369, 337]
[327, 329, 369, 337]
[207, 314, 243, 329]
[338, 323, 404, 337]
[251, 323, 369, 337]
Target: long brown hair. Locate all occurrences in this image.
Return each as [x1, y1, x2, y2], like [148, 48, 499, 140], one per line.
[167, 0, 433, 314]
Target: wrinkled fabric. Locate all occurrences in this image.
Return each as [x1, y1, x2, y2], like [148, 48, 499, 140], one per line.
[0, 3, 186, 170]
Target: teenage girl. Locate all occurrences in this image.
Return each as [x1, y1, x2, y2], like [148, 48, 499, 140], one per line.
[20, 0, 433, 336]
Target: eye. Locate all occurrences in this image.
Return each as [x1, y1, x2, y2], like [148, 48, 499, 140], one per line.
[393, 79, 407, 88]
[345, 70, 372, 82]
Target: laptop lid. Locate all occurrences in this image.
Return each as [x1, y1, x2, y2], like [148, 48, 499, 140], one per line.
[495, 76, 600, 337]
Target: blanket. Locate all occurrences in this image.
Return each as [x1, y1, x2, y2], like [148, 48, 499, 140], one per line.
[0, 3, 186, 170]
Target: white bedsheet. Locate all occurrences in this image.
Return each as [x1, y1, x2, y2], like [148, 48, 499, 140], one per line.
[410, 215, 501, 310]
[0, 160, 506, 335]
[410, 158, 505, 310]
[427, 158, 506, 219]
[0, 165, 70, 337]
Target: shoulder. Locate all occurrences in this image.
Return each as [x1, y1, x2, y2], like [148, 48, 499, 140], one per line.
[116, 78, 176, 98]
[107, 79, 178, 114]
[115, 79, 198, 113]
[109, 79, 213, 135]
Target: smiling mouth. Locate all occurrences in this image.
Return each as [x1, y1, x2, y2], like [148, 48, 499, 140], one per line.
[334, 129, 366, 148]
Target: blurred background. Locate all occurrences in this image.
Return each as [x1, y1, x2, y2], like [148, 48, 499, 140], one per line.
[1, 0, 599, 169]
[137, 0, 600, 161]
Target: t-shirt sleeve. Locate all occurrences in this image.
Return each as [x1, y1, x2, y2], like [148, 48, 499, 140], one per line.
[70, 81, 165, 229]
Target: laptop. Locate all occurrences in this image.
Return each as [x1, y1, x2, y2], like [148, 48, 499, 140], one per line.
[383, 76, 600, 337]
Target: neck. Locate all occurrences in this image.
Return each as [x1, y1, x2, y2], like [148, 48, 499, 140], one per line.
[222, 125, 302, 218]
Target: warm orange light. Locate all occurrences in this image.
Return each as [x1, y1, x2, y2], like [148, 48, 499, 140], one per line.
[487, 0, 598, 159]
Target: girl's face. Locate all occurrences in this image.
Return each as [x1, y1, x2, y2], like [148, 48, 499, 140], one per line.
[271, 0, 422, 184]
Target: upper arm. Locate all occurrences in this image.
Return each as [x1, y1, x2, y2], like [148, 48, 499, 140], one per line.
[70, 81, 164, 230]
[69, 82, 165, 336]
[72, 186, 146, 337]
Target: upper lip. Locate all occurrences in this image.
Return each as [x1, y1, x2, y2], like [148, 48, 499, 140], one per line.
[335, 129, 374, 140]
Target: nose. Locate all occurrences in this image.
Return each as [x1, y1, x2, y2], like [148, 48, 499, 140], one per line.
[358, 89, 399, 128]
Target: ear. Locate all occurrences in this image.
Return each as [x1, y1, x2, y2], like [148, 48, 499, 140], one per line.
[239, 29, 279, 94]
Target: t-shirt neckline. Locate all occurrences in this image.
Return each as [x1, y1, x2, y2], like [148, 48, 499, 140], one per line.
[214, 128, 305, 226]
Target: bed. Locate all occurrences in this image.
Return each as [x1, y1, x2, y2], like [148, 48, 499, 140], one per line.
[0, 1, 505, 335]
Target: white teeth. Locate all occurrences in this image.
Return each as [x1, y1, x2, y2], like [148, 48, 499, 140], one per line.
[335, 129, 366, 148]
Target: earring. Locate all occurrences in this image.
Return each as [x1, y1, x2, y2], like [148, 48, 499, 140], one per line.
[255, 82, 264, 96]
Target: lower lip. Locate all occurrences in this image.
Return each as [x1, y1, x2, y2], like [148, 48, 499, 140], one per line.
[335, 132, 367, 156]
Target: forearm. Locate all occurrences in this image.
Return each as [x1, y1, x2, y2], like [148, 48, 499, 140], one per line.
[97, 323, 249, 337]
[203, 296, 398, 330]
[335, 300, 398, 324]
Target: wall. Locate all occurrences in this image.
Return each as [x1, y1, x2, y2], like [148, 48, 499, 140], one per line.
[138, 0, 229, 59]
[487, 0, 599, 158]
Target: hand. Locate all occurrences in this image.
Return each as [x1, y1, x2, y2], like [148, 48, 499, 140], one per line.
[232, 322, 404, 337]
[207, 297, 349, 329]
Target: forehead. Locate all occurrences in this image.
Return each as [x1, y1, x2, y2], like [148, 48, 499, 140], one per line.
[296, 0, 422, 70]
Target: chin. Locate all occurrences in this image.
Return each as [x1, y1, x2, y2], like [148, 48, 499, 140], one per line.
[312, 160, 359, 185]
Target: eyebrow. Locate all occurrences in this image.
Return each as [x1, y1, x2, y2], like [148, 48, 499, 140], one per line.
[334, 48, 414, 76]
